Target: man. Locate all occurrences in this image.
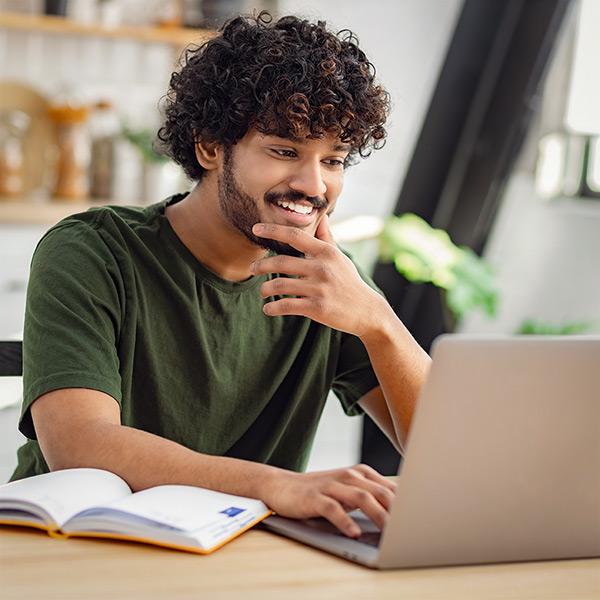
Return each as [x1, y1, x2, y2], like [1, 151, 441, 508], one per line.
[11, 13, 430, 539]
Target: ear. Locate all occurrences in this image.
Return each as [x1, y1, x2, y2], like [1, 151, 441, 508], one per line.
[194, 139, 221, 171]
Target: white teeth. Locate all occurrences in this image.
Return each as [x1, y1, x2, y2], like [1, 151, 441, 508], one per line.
[275, 200, 313, 215]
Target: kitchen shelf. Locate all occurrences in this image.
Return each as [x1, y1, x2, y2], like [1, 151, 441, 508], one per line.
[0, 200, 125, 226]
[0, 11, 213, 48]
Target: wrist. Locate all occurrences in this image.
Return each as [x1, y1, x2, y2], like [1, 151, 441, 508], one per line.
[357, 293, 399, 344]
[252, 463, 291, 504]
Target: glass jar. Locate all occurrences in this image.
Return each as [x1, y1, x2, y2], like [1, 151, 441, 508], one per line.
[0, 110, 31, 200]
[48, 104, 91, 201]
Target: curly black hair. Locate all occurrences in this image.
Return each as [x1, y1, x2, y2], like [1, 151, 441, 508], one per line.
[158, 11, 390, 181]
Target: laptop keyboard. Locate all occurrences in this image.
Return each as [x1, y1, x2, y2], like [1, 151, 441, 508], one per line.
[356, 530, 382, 547]
[302, 515, 382, 547]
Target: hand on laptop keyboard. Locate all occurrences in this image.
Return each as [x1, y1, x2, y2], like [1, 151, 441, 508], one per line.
[302, 511, 383, 547]
[262, 463, 396, 538]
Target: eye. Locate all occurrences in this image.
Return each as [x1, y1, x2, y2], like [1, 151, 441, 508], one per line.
[323, 158, 346, 168]
[271, 148, 297, 158]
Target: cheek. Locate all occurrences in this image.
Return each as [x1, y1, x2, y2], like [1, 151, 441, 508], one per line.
[230, 148, 276, 198]
[237, 174, 268, 203]
[326, 174, 343, 199]
[247, 164, 286, 201]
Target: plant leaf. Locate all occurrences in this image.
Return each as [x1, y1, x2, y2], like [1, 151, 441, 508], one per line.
[380, 214, 499, 320]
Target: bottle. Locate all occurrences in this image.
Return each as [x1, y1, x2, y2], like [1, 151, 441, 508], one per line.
[89, 100, 120, 200]
[48, 103, 91, 201]
[156, 0, 182, 28]
[0, 110, 30, 200]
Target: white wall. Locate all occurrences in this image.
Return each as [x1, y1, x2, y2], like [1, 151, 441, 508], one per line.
[459, 173, 600, 335]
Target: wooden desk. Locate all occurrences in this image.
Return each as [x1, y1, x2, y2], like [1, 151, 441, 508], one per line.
[1, 525, 599, 599]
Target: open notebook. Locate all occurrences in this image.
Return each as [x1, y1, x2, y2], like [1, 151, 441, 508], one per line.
[0, 468, 271, 554]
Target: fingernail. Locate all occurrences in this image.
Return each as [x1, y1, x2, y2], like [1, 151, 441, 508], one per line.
[348, 526, 361, 538]
[253, 223, 264, 233]
[249, 261, 255, 273]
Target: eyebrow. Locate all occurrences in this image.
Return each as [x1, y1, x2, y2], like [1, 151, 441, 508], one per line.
[331, 143, 352, 152]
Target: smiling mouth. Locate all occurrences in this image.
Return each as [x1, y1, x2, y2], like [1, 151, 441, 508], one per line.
[272, 198, 316, 216]
[265, 200, 320, 227]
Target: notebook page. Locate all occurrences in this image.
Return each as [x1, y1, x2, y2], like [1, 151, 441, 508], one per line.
[0, 468, 131, 527]
[84, 484, 269, 536]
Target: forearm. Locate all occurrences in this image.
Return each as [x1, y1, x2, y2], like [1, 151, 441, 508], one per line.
[360, 298, 432, 447]
[51, 421, 283, 499]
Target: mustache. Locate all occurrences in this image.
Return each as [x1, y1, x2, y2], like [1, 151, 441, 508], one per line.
[264, 190, 327, 210]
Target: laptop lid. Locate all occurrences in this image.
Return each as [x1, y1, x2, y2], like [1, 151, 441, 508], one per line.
[377, 335, 600, 568]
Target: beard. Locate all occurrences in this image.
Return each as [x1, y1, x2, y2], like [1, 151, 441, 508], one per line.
[218, 147, 326, 257]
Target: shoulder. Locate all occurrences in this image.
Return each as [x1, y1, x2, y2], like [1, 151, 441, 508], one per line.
[33, 212, 112, 268]
[46, 202, 158, 239]
[34, 201, 163, 262]
[27, 211, 130, 306]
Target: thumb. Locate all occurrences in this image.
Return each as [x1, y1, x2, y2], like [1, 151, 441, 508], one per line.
[315, 214, 335, 245]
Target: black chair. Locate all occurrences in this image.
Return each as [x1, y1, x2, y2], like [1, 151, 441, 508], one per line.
[0, 341, 22, 376]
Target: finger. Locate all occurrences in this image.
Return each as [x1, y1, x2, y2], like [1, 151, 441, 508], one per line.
[338, 470, 395, 512]
[315, 214, 335, 245]
[355, 479, 395, 512]
[326, 481, 388, 531]
[353, 463, 398, 493]
[260, 278, 318, 299]
[316, 495, 362, 538]
[251, 254, 311, 277]
[262, 297, 313, 317]
[252, 223, 326, 256]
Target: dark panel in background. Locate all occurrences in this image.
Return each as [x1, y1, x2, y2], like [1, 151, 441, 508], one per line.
[361, 0, 573, 474]
[0, 341, 22, 376]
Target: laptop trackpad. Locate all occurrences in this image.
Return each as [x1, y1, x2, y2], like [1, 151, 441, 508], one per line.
[300, 510, 382, 547]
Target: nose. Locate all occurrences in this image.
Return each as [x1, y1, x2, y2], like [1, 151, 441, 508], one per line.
[288, 159, 327, 199]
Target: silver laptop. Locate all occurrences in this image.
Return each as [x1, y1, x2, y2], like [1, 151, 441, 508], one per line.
[262, 335, 600, 569]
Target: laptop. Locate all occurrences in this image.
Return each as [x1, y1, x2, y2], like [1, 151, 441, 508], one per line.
[262, 335, 600, 569]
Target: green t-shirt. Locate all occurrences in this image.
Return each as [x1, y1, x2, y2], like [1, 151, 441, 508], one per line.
[11, 194, 380, 481]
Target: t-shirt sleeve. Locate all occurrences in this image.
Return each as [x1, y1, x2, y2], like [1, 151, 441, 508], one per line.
[331, 252, 385, 416]
[19, 219, 124, 440]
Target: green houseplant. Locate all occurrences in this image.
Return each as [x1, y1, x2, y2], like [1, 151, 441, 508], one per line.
[121, 125, 182, 205]
[378, 213, 499, 329]
[516, 319, 594, 335]
[121, 125, 169, 165]
[376, 213, 594, 335]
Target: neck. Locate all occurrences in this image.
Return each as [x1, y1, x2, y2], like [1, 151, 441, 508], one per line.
[165, 175, 267, 282]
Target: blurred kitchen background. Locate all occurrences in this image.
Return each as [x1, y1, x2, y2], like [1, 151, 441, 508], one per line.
[0, 0, 596, 482]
